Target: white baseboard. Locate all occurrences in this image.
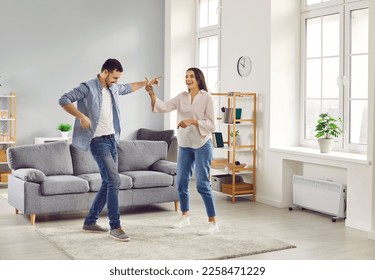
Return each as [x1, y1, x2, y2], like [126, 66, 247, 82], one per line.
[255, 195, 285, 208]
[368, 231, 375, 240]
[345, 218, 371, 232]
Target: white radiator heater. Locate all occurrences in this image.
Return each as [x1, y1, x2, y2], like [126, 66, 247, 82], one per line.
[291, 175, 346, 221]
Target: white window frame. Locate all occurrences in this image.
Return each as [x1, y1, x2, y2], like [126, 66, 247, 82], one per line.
[196, 0, 221, 32]
[196, 0, 222, 93]
[344, 1, 369, 153]
[301, 0, 344, 12]
[196, 30, 221, 92]
[300, 0, 369, 154]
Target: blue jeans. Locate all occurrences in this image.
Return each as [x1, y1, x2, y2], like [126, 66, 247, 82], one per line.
[177, 140, 216, 217]
[84, 135, 121, 230]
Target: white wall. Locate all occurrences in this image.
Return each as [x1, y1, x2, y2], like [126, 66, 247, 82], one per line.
[164, 0, 195, 130]
[269, 0, 300, 148]
[220, 0, 271, 198]
[368, 0, 375, 240]
[0, 0, 165, 145]
[221, 0, 271, 95]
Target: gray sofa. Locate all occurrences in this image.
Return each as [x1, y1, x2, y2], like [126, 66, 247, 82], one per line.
[6, 140, 179, 225]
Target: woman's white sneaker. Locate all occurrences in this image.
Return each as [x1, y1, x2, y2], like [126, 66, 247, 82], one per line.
[171, 215, 190, 229]
[198, 222, 219, 236]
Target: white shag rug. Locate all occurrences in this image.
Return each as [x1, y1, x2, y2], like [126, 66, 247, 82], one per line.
[36, 218, 295, 260]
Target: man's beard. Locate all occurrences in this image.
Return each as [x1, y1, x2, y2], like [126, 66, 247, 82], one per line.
[105, 78, 112, 88]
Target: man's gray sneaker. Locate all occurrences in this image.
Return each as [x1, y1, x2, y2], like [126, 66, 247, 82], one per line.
[82, 223, 109, 233]
[110, 228, 130, 242]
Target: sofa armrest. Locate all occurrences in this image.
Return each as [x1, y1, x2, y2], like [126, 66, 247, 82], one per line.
[12, 168, 46, 183]
[151, 160, 177, 175]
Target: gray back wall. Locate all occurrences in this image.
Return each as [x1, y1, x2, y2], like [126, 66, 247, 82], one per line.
[0, 0, 164, 145]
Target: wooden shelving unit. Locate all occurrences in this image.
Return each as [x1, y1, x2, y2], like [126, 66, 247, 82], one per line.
[211, 92, 256, 203]
[0, 92, 16, 185]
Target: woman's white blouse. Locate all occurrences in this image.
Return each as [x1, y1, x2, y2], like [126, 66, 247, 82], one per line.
[153, 90, 216, 149]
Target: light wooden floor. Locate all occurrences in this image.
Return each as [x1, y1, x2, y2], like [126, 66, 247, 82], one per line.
[1, 184, 375, 260]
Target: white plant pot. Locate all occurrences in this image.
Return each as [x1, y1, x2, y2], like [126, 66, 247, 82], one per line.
[61, 131, 69, 139]
[318, 138, 334, 153]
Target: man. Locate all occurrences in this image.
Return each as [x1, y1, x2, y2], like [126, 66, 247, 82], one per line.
[59, 58, 159, 242]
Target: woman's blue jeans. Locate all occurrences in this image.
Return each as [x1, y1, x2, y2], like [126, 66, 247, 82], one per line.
[177, 140, 216, 217]
[84, 135, 121, 230]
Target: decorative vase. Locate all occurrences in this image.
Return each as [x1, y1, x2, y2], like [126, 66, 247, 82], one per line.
[61, 131, 69, 139]
[318, 138, 334, 153]
[231, 137, 241, 147]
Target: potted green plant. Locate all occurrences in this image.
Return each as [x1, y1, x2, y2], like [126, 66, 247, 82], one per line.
[57, 123, 72, 139]
[315, 113, 343, 153]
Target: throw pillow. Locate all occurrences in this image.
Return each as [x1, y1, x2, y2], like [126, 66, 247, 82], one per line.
[137, 128, 175, 147]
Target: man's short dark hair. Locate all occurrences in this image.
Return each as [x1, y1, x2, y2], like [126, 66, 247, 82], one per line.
[101, 59, 123, 72]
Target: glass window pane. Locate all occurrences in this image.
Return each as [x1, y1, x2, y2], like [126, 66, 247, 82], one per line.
[322, 14, 340, 56]
[199, 0, 209, 28]
[350, 100, 367, 145]
[321, 100, 339, 119]
[201, 68, 208, 83]
[208, 0, 219, 26]
[351, 8, 368, 54]
[199, 38, 208, 67]
[306, 0, 334, 3]
[207, 67, 218, 92]
[306, 0, 320, 5]
[322, 57, 339, 98]
[351, 54, 368, 99]
[305, 100, 321, 139]
[208, 35, 218, 66]
[306, 58, 321, 98]
[306, 17, 321, 58]
[200, 67, 209, 90]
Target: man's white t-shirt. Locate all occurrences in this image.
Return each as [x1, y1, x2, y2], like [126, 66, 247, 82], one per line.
[93, 87, 115, 137]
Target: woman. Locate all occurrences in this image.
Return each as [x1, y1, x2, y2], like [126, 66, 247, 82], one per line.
[145, 67, 218, 236]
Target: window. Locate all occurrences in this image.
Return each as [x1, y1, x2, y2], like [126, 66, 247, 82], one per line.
[196, 0, 221, 92]
[198, 0, 219, 28]
[307, 0, 332, 4]
[301, 0, 368, 153]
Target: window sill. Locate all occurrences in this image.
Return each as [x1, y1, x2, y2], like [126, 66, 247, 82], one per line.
[268, 146, 371, 165]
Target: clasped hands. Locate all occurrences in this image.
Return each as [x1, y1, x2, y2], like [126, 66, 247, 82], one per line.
[145, 76, 161, 96]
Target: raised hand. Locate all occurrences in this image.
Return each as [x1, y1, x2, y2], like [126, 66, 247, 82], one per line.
[145, 76, 162, 86]
[144, 77, 154, 95]
[149, 76, 162, 86]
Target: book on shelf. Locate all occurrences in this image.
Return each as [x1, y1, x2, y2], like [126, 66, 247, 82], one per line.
[212, 132, 224, 148]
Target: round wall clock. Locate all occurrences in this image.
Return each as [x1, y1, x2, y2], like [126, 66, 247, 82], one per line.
[237, 55, 252, 77]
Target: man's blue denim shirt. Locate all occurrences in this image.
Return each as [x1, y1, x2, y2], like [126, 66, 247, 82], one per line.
[59, 76, 132, 151]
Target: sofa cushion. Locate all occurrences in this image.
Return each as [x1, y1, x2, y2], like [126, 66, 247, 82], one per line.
[40, 175, 89, 196]
[7, 141, 73, 176]
[12, 168, 46, 183]
[137, 128, 175, 148]
[122, 171, 173, 189]
[78, 173, 133, 191]
[70, 145, 99, 175]
[117, 140, 167, 172]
